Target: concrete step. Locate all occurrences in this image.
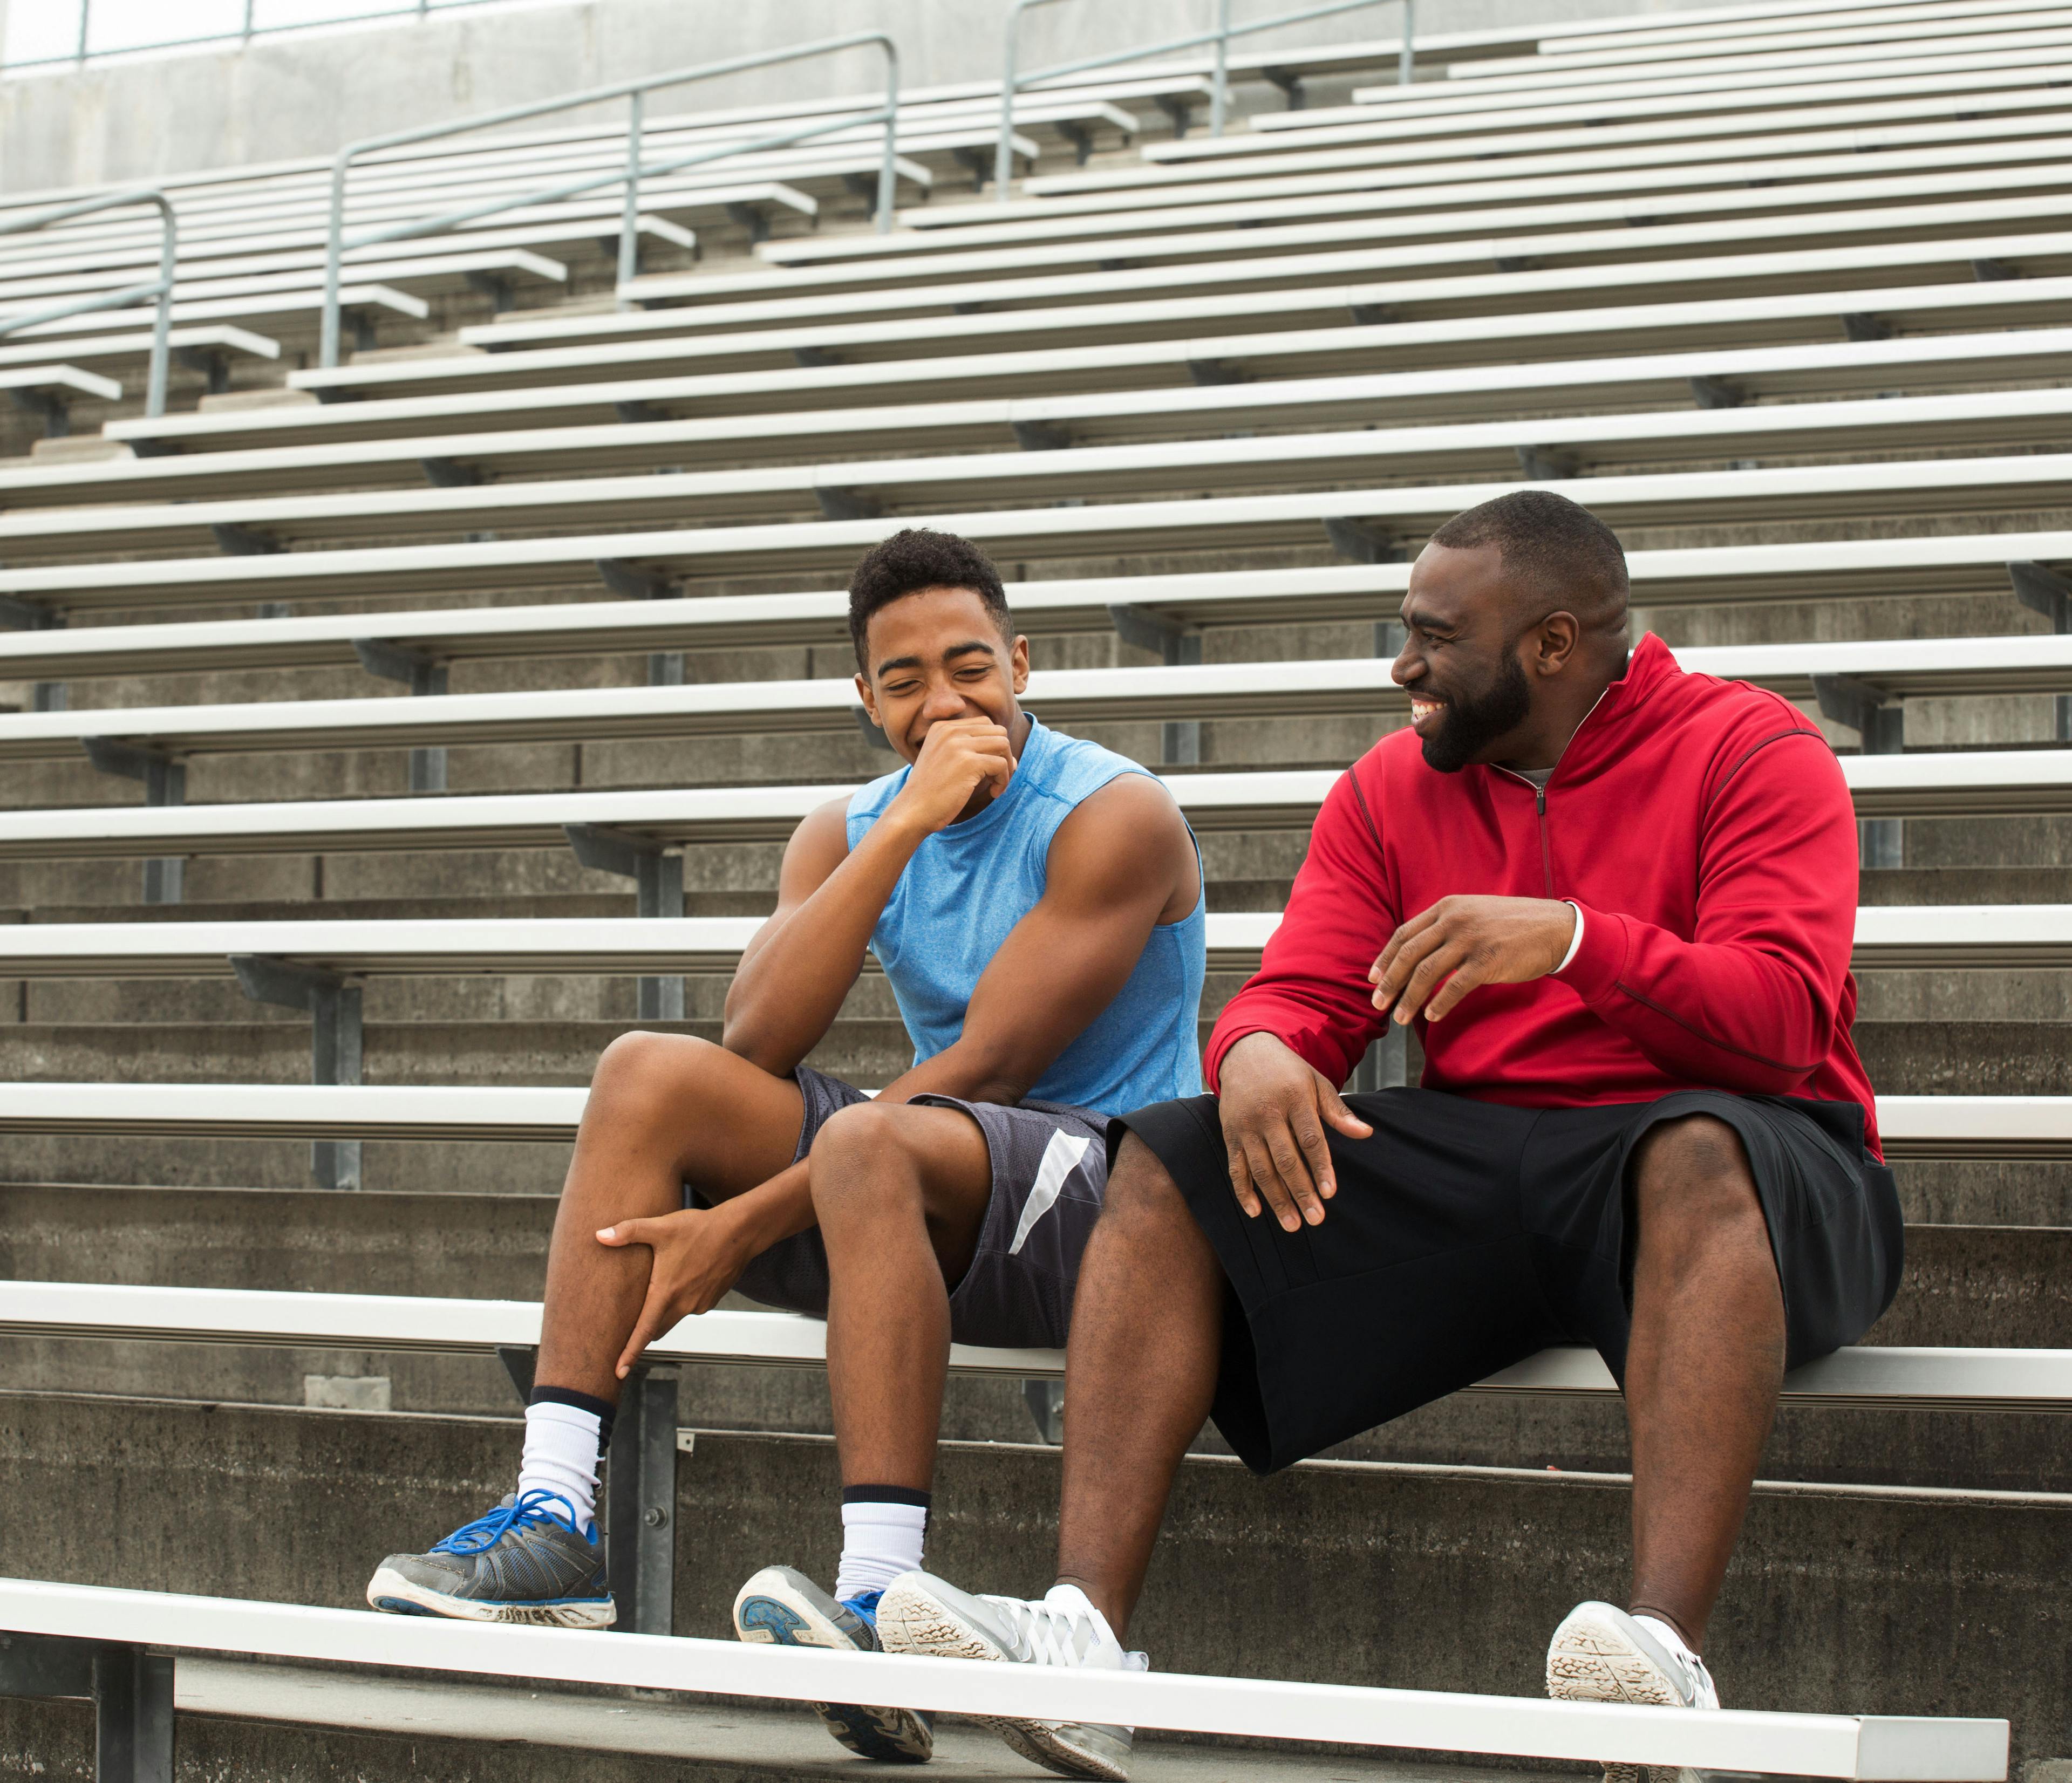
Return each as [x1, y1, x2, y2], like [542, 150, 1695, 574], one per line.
[0, 1188, 2061, 1492]
[2, 1393, 2063, 1766]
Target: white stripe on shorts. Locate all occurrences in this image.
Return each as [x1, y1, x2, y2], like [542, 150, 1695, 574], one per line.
[1008, 1130, 1092, 1256]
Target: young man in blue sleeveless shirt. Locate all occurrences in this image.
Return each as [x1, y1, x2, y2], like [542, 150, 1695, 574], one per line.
[369, 529, 1206, 1761]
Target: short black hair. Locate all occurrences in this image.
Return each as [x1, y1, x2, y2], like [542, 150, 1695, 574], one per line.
[1427, 488, 1629, 634]
[848, 528, 1013, 670]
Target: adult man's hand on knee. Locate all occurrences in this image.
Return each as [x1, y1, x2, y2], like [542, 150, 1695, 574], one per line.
[1217, 1031, 1373, 1233]
[597, 1203, 759, 1378]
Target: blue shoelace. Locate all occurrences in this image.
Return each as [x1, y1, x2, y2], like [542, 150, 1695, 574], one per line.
[431, 1487, 584, 1555]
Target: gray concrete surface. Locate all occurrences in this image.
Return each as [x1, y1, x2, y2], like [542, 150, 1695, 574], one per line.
[1, 1393, 2064, 1763]
[4, 0, 1750, 199]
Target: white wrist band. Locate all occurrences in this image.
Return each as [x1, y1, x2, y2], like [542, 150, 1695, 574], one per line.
[1553, 900, 1585, 974]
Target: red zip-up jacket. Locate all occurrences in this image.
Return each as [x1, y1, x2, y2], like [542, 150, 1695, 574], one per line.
[1205, 632, 1880, 1156]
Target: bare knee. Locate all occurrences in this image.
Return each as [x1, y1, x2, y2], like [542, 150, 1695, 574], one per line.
[1099, 1134, 1194, 1237]
[808, 1101, 922, 1224]
[1632, 1115, 1766, 1256]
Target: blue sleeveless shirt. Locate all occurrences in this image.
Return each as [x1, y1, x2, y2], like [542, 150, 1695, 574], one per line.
[846, 715, 1207, 1116]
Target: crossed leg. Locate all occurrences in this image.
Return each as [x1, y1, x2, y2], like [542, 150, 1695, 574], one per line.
[1049, 1119, 1785, 1650]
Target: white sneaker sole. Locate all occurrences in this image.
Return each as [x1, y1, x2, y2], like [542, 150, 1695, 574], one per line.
[876, 1577, 1129, 1782]
[732, 1566, 932, 1764]
[365, 1566, 616, 1629]
[1545, 1604, 1703, 1783]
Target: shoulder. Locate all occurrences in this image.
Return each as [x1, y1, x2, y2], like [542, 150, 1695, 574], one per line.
[1646, 665, 1843, 809]
[1048, 772, 1191, 883]
[787, 795, 854, 860]
[1024, 726, 1148, 802]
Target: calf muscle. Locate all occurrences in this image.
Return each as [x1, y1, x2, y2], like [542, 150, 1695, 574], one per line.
[535, 1033, 806, 1403]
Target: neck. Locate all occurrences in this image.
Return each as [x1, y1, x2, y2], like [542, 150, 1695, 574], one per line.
[1494, 666, 1620, 774]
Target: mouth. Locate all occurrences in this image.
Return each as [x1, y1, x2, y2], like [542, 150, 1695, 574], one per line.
[1408, 695, 1445, 733]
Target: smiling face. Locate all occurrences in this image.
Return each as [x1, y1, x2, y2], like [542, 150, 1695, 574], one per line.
[853, 583, 1031, 762]
[1392, 541, 1543, 773]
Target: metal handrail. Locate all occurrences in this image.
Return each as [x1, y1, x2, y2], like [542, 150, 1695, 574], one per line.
[317, 32, 901, 368]
[998, 0, 1413, 196]
[0, 0, 499, 70]
[0, 187, 176, 418]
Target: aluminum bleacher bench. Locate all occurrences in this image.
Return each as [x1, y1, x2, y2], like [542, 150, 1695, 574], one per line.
[0, 365, 122, 436]
[658, 162, 2072, 303]
[12, 327, 2072, 506]
[100, 276, 2072, 435]
[0, 1087, 2054, 1160]
[20, 385, 2072, 561]
[3, 538, 2070, 680]
[0, 904, 2057, 987]
[1144, 63, 2071, 161]
[9, 456, 2072, 613]
[0, 324, 277, 384]
[3, 285, 428, 348]
[0, 750, 2061, 866]
[350, 228, 2072, 380]
[0, 634, 2064, 764]
[919, 106, 2072, 230]
[778, 130, 2072, 262]
[613, 192, 2072, 326]
[1025, 83, 2072, 198]
[0, 1576, 2009, 1783]
[1268, 39, 2072, 132]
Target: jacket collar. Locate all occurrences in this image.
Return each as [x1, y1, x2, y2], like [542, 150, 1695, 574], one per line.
[1487, 632, 1675, 790]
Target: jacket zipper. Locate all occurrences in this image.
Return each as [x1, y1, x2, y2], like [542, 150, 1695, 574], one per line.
[1493, 766, 1559, 898]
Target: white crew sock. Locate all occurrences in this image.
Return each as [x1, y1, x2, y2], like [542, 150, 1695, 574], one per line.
[834, 1499, 929, 1603]
[517, 1401, 604, 1533]
[1633, 1614, 1717, 1706]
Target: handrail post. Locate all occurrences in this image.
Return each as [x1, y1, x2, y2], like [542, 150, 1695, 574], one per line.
[1211, 0, 1232, 136]
[876, 37, 900, 232]
[1399, 0, 1415, 83]
[144, 195, 176, 418]
[320, 150, 350, 369]
[617, 90, 644, 297]
[76, 0, 90, 62]
[997, 2, 1025, 202]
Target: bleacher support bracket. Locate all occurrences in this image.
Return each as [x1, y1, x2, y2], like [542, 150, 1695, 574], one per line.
[2009, 562, 2072, 743]
[1110, 603, 1203, 765]
[0, 1634, 172, 1783]
[1813, 674, 1904, 871]
[229, 955, 363, 1192]
[562, 824, 685, 1020]
[81, 737, 185, 904]
[352, 638, 450, 794]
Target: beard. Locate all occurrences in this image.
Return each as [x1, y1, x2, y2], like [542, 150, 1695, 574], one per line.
[1420, 647, 1532, 774]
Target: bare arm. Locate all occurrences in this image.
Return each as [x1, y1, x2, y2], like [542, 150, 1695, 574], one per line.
[603, 773, 1199, 1372]
[722, 718, 1015, 1075]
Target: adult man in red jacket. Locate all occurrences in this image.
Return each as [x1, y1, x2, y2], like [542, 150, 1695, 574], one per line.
[876, 489, 1904, 1782]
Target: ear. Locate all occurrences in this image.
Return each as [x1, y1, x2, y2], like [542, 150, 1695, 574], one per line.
[854, 670, 881, 729]
[1535, 611, 1580, 674]
[1010, 634, 1031, 695]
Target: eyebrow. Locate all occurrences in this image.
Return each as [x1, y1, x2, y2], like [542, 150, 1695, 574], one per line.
[872, 639, 999, 679]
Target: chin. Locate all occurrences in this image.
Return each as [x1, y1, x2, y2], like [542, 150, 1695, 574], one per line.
[1419, 735, 1472, 774]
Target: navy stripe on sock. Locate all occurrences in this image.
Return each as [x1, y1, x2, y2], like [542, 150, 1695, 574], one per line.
[842, 1484, 933, 1511]
[529, 1384, 616, 1450]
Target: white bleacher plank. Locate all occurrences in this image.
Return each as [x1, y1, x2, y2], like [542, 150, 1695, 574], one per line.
[0, 1577, 2007, 1776]
[1309, 37, 2072, 126]
[1029, 84, 2072, 198]
[1, 285, 427, 343]
[7, 454, 2071, 613]
[615, 191, 2072, 322]
[408, 227, 2072, 377]
[0, 1086, 2048, 1162]
[1539, 0, 2039, 50]
[795, 132, 2072, 262]
[0, 325, 277, 376]
[22, 385, 2072, 560]
[1150, 63, 2070, 162]
[2, 633, 2067, 763]
[0, 905, 2055, 982]
[9, 326, 2071, 508]
[92, 277, 2072, 443]
[0, 365, 121, 405]
[4, 744, 2063, 864]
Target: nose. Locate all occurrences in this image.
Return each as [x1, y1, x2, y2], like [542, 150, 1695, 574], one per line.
[1392, 637, 1423, 688]
[918, 679, 971, 722]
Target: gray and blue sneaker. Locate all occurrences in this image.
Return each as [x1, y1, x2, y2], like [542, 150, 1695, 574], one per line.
[366, 1490, 614, 1629]
[733, 1565, 933, 1763]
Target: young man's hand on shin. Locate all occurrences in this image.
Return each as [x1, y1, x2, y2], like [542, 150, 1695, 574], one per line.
[1216, 1031, 1373, 1234]
[596, 1203, 759, 1379]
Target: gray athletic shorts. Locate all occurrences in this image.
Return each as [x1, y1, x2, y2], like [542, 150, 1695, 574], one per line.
[689, 1064, 1110, 1351]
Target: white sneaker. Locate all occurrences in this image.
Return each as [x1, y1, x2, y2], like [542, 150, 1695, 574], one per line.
[877, 1572, 1147, 1781]
[1546, 1601, 1721, 1783]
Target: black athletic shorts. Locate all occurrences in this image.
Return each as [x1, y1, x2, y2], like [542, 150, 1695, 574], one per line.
[691, 1064, 1110, 1351]
[1110, 1087, 1904, 1475]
